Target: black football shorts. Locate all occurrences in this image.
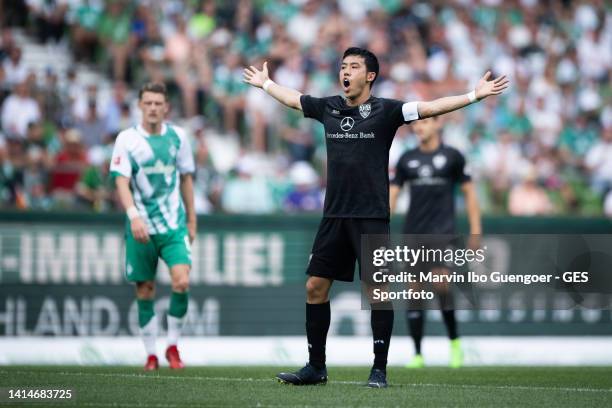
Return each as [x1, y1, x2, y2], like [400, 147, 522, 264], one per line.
[306, 217, 390, 282]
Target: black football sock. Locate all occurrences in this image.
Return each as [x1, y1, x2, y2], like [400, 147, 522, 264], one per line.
[441, 310, 458, 340]
[306, 301, 330, 370]
[438, 292, 458, 340]
[371, 302, 394, 371]
[406, 310, 424, 355]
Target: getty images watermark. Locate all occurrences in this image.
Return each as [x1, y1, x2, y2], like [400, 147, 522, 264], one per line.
[359, 234, 612, 310]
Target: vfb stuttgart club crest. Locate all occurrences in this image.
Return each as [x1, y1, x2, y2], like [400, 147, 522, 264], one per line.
[433, 153, 447, 169]
[359, 103, 371, 118]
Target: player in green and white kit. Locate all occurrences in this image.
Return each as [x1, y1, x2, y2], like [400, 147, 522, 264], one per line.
[110, 82, 196, 370]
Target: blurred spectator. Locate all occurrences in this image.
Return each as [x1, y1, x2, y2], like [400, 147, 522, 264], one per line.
[69, 0, 102, 63]
[245, 81, 277, 152]
[576, 23, 611, 82]
[287, 0, 320, 48]
[0, 134, 23, 207]
[221, 156, 275, 214]
[26, 0, 68, 45]
[508, 169, 555, 216]
[1, 81, 41, 140]
[212, 52, 248, 136]
[283, 161, 322, 213]
[22, 143, 51, 209]
[59, 67, 80, 115]
[243, 55, 281, 151]
[604, 191, 612, 218]
[2, 46, 27, 87]
[165, 15, 197, 118]
[585, 126, 612, 196]
[481, 132, 527, 211]
[188, 1, 216, 40]
[38, 68, 63, 123]
[279, 108, 315, 162]
[558, 115, 597, 167]
[49, 128, 87, 206]
[138, 18, 167, 83]
[528, 96, 562, 147]
[0, 29, 16, 63]
[72, 83, 105, 122]
[76, 145, 111, 211]
[192, 128, 223, 213]
[25, 121, 46, 149]
[103, 81, 131, 135]
[275, 52, 305, 92]
[76, 100, 107, 147]
[97, 0, 133, 81]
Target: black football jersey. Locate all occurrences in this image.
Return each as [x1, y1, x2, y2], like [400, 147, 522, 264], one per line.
[300, 94, 418, 219]
[392, 144, 471, 233]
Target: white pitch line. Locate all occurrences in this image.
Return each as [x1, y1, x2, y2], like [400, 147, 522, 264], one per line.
[2, 370, 611, 394]
[60, 404, 291, 408]
[35, 403, 185, 408]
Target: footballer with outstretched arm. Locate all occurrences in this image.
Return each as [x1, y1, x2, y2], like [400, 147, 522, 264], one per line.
[243, 47, 507, 387]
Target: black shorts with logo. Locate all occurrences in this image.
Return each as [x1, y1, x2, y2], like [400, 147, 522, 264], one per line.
[306, 217, 390, 282]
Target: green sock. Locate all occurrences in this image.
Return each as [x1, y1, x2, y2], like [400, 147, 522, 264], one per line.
[168, 291, 189, 318]
[137, 299, 155, 328]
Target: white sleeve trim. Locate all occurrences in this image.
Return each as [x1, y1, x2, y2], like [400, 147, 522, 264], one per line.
[402, 101, 420, 122]
[109, 132, 132, 178]
[175, 126, 196, 174]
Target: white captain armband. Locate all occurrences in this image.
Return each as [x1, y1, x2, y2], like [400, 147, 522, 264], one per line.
[402, 101, 420, 122]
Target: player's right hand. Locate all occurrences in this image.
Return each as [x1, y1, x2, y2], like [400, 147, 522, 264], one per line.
[131, 217, 150, 243]
[243, 61, 269, 88]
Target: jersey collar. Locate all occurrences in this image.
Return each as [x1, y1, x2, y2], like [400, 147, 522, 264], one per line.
[419, 142, 444, 154]
[340, 94, 375, 110]
[136, 123, 167, 137]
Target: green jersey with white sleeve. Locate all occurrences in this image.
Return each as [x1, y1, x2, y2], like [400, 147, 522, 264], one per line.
[110, 123, 195, 234]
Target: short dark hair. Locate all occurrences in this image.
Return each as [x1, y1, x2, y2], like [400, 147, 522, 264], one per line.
[342, 47, 379, 88]
[138, 82, 167, 100]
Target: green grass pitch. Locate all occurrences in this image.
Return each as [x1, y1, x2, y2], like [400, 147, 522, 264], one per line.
[1, 366, 611, 407]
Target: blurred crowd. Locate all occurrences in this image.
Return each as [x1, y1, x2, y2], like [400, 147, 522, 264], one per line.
[0, 0, 610, 216]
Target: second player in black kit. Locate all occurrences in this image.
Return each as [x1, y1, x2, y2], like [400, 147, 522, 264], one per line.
[243, 47, 508, 387]
[390, 115, 482, 369]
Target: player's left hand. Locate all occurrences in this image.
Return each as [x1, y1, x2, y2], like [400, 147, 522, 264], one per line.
[187, 219, 197, 243]
[475, 71, 509, 100]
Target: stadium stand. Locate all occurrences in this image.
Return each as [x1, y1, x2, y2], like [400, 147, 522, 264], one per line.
[0, 0, 610, 215]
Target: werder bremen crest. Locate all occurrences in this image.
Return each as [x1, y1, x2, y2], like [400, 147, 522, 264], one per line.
[359, 103, 371, 118]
